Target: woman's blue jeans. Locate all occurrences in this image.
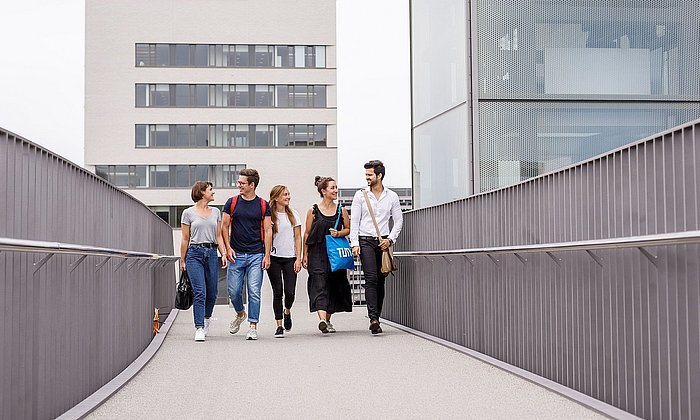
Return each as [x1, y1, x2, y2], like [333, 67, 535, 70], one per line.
[185, 246, 219, 328]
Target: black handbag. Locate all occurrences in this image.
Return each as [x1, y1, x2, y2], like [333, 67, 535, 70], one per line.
[174, 270, 193, 310]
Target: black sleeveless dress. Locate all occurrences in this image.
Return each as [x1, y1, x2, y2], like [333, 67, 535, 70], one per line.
[306, 204, 353, 313]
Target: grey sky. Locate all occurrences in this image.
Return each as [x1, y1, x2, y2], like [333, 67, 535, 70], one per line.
[0, 0, 411, 188]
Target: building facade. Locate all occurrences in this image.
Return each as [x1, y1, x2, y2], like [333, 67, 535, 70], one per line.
[85, 0, 337, 246]
[412, 0, 700, 208]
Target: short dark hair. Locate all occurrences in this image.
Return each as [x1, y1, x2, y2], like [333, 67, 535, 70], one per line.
[314, 175, 335, 197]
[191, 181, 213, 202]
[239, 168, 260, 189]
[364, 159, 386, 181]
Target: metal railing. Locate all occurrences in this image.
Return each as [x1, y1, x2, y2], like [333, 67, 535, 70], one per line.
[0, 127, 177, 420]
[386, 119, 700, 419]
[393, 230, 700, 258]
[0, 237, 179, 273]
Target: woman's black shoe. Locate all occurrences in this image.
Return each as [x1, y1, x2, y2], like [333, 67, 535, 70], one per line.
[283, 313, 292, 331]
[274, 326, 284, 337]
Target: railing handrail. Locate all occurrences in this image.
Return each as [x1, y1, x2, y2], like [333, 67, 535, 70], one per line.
[0, 237, 179, 261]
[393, 230, 700, 257]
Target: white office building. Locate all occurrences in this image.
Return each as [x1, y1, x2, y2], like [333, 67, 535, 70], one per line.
[85, 0, 337, 247]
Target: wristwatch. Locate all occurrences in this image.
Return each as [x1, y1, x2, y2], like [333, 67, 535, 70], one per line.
[387, 238, 394, 245]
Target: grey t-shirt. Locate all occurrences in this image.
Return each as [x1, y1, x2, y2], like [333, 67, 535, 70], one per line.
[181, 207, 221, 244]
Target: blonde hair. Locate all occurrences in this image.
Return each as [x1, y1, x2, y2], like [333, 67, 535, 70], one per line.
[269, 185, 296, 235]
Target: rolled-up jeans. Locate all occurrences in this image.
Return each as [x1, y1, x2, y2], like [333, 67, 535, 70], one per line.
[227, 252, 264, 322]
[185, 245, 219, 328]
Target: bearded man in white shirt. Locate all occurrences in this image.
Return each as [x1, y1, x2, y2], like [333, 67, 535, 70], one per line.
[350, 160, 403, 334]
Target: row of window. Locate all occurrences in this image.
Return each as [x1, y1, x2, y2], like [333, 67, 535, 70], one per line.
[135, 84, 327, 108]
[136, 44, 326, 68]
[136, 124, 327, 148]
[96, 164, 246, 189]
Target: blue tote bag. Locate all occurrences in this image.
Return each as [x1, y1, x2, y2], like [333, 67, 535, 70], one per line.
[325, 205, 355, 272]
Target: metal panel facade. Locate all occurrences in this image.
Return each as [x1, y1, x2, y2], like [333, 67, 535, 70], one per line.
[0, 129, 176, 420]
[386, 120, 700, 419]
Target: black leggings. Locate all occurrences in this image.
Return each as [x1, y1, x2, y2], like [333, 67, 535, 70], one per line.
[268, 256, 297, 320]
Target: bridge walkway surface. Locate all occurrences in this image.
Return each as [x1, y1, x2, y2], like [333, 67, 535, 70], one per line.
[87, 274, 604, 419]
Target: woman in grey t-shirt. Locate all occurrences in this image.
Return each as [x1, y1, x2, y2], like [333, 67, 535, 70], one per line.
[180, 181, 228, 342]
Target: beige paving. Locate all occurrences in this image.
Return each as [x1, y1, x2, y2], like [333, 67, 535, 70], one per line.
[87, 273, 605, 419]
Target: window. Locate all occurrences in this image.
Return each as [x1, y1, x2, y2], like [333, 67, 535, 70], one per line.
[255, 46, 273, 67]
[152, 84, 170, 106]
[153, 125, 169, 147]
[175, 84, 191, 106]
[194, 45, 208, 66]
[254, 125, 274, 147]
[135, 84, 148, 106]
[174, 44, 190, 66]
[233, 125, 250, 147]
[135, 43, 327, 68]
[97, 165, 246, 188]
[315, 46, 326, 68]
[293, 85, 310, 107]
[135, 125, 147, 147]
[136, 84, 326, 108]
[95, 165, 148, 188]
[232, 85, 250, 107]
[255, 85, 274, 107]
[275, 46, 294, 67]
[175, 125, 190, 147]
[234, 45, 249, 67]
[150, 165, 169, 188]
[135, 124, 328, 148]
[195, 125, 208, 146]
[276, 85, 289, 107]
[155, 44, 169, 66]
[305, 46, 315, 68]
[213, 165, 246, 188]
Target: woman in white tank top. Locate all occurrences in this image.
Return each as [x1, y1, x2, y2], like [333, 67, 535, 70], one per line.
[268, 185, 302, 337]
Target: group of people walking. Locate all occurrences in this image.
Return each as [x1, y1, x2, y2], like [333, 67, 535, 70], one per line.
[179, 160, 403, 342]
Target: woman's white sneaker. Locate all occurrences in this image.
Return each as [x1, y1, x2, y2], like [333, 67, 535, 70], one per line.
[194, 327, 206, 342]
[203, 318, 211, 336]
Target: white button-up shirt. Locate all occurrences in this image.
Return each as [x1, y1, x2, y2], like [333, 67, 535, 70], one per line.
[349, 186, 403, 247]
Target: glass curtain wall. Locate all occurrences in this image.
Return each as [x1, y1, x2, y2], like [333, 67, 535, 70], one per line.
[411, 0, 700, 207]
[411, 0, 470, 208]
[477, 0, 700, 192]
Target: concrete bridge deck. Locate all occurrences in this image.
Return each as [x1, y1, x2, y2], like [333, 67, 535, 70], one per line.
[87, 276, 604, 419]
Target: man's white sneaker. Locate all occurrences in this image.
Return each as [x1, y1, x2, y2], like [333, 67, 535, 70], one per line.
[203, 318, 211, 336]
[194, 328, 206, 342]
[229, 312, 246, 335]
[246, 328, 258, 340]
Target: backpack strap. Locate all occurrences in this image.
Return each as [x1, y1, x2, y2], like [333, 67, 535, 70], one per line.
[229, 195, 239, 218]
[259, 197, 267, 240]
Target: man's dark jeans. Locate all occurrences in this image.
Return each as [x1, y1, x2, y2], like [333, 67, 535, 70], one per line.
[359, 236, 387, 321]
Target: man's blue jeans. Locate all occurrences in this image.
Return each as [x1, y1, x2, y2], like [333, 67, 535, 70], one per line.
[185, 245, 219, 328]
[227, 252, 264, 322]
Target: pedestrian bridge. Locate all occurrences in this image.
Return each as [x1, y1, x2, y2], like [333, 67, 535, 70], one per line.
[2, 122, 700, 420]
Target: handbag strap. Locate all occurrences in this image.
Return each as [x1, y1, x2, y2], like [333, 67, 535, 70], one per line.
[333, 203, 342, 230]
[362, 190, 382, 239]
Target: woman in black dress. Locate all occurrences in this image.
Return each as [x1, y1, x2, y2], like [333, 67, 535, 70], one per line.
[302, 176, 353, 333]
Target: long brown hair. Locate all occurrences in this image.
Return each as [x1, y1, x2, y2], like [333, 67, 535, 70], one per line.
[269, 185, 296, 235]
